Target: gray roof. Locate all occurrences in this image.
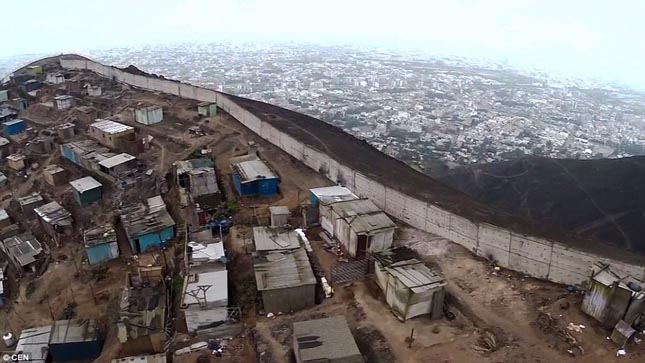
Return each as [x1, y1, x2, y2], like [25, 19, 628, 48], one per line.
[120, 196, 175, 239]
[16, 325, 52, 362]
[310, 186, 358, 205]
[49, 319, 100, 344]
[44, 164, 65, 174]
[18, 192, 43, 206]
[119, 284, 166, 340]
[91, 119, 134, 134]
[70, 176, 102, 193]
[183, 269, 228, 306]
[385, 259, 446, 294]
[3, 234, 43, 267]
[253, 226, 300, 251]
[34, 201, 73, 227]
[0, 208, 9, 221]
[98, 153, 136, 169]
[349, 212, 396, 234]
[330, 199, 382, 218]
[55, 95, 73, 100]
[4, 118, 24, 126]
[293, 316, 362, 362]
[84, 224, 117, 247]
[175, 159, 219, 197]
[254, 247, 316, 291]
[231, 157, 276, 183]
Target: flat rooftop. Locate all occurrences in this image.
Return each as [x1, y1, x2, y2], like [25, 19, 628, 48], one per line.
[91, 119, 134, 134]
[253, 226, 300, 252]
[293, 316, 362, 363]
[231, 156, 276, 183]
[70, 176, 102, 193]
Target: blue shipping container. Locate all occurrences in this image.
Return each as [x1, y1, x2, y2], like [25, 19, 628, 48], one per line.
[3, 119, 25, 136]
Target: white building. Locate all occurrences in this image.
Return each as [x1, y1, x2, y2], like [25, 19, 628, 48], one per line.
[54, 95, 74, 110]
[135, 105, 163, 125]
[46, 73, 65, 84]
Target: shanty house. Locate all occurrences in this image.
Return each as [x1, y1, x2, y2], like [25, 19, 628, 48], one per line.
[15, 325, 51, 363]
[49, 319, 103, 363]
[310, 186, 359, 230]
[0, 209, 11, 229]
[293, 316, 362, 363]
[26, 65, 43, 75]
[119, 196, 176, 254]
[581, 263, 645, 328]
[98, 153, 137, 179]
[43, 164, 67, 186]
[22, 79, 41, 93]
[34, 201, 74, 241]
[6, 153, 26, 170]
[373, 248, 446, 321]
[270, 206, 290, 227]
[0, 105, 17, 124]
[56, 121, 76, 140]
[3, 118, 26, 136]
[86, 85, 102, 97]
[84, 224, 119, 264]
[328, 199, 396, 259]
[254, 247, 316, 313]
[197, 102, 217, 117]
[89, 119, 139, 155]
[112, 354, 166, 363]
[45, 73, 65, 84]
[70, 176, 103, 206]
[182, 256, 228, 333]
[135, 105, 163, 125]
[0, 90, 8, 102]
[1, 234, 43, 273]
[18, 192, 44, 218]
[231, 155, 278, 197]
[55, 95, 74, 110]
[74, 106, 99, 124]
[174, 158, 221, 212]
[117, 276, 167, 354]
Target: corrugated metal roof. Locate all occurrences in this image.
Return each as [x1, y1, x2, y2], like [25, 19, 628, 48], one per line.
[232, 157, 276, 183]
[183, 269, 228, 306]
[3, 118, 24, 126]
[254, 247, 316, 290]
[49, 319, 99, 344]
[253, 227, 300, 251]
[69, 176, 102, 193]
[44, 164, 65, 174]
[98, 153, 136, 169]
[310, 186, 357, 203]
[18, 192, 43, 206]
[6, 153, 25, 161]
[16, 325, 52, 362]
[2, 234, 42, 267]
[55, 95, 73, 100]
[188, 241, 225, 263]
[293, 316, 362, 362]
[120, 196, 175, 238]
[91, 119, 134, 134]
[34, 202, 73, 227]
[330, 199, 381, 218]
[349, 212, 396, 233]
[386, 259, 446, 294]
[84, 224, 117, 247]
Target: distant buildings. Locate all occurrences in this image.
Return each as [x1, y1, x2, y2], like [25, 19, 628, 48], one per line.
[230, 155, 278, 197]
[135, 105, 163, 125]
[292, 316, 362, 363]
[119, 196, 176, 254]
[45, 73, 65, 84]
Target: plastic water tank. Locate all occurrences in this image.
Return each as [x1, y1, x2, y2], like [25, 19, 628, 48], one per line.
[3, 332, 15, 347]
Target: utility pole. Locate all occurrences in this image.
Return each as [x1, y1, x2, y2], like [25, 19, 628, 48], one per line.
[46, 295, 55, 320]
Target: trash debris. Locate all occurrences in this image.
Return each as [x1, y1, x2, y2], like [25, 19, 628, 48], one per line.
[471, 330, 498, 352]
[567, 323, 586, 333]
[616, 348, 626, 357]
[536, 310, 584, 355]
[494, 266, 501, 272]
[266, 312, 274, 318]
[634, 337, 642, 344]
[321, 276, 334, 298]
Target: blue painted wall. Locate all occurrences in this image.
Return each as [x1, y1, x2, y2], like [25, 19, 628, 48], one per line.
[3, 119, 25, 136]
[74, 187, 102, 206]
[133, 225, 175, 253]
[50, 338, 103, 362]
[232, 174, 278, 197]
[86, 242, 118, 265]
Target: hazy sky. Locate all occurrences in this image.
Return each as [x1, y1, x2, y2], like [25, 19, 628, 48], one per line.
[2, 0, 644, 87]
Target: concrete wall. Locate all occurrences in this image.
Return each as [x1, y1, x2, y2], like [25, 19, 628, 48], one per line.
[60, 57, 645, 285]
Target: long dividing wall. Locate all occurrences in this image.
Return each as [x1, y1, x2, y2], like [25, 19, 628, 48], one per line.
[61, 57, 645, 285]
